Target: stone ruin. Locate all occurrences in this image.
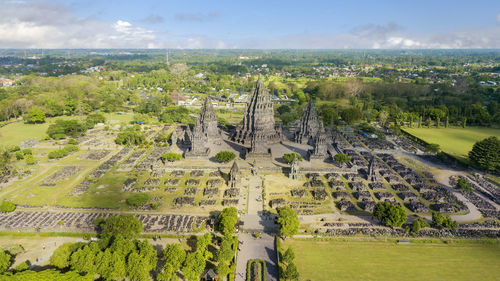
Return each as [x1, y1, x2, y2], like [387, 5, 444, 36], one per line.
[312, 189, 328, 201]
[308, 122, 329, 160]
[174, 197, 195, 207]
[42, 166, 81, 186]
[269, 198, 286, 208]
[224, 188, 240, 198]
[291, 189, 308, 198]
[184, 188, 197, 196]
[295, 99, 321, 145]
[222, 199, 239, 206]
[20, 138, 38, 150]
[165, 179, 180, 186]
[206, 179, 222, 188]
[228, 161, 241, 188]
[203, 188, 219, 198]
[288, 154, 300, 180]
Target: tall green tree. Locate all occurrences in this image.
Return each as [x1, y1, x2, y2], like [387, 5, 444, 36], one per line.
[277, 206, 300, 238]
[469, 136, 500, 172]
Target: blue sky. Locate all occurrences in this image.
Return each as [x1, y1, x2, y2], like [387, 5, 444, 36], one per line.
[1, 0, 500, 48]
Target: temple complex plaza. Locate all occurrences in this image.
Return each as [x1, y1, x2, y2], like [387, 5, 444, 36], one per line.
[0, 76, 499, 280]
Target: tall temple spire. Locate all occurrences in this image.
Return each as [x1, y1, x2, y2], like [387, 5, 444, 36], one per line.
[233, 76, 279, 145]
[295, 98, 321, 144]
[186, 96, 219, 157]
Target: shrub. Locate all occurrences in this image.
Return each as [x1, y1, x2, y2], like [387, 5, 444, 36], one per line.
[456, 177, 473, 192]
[48, 145, 79, 159]
[334, 153, 351, 165]
[15, 151, 24, 160]
[25, 155, 37, 165]
[432, 211, 457, 230]
[373, 201, 407, 227]
[22, 148, 32, 155]
[68, 138, 78, 145]
[283, 153, 302, 163]
[215, 151, 236, 163]
[0, 200, 16, 213]
[115, 128, 146, 146]
[126, 193, 150, 207]
[161, 152, 182, 162]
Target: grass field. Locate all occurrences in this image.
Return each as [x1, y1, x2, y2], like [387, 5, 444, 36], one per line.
[0, 112, 134, 147]
[284, 239, 500, 281]
[403, 127, 500, 159]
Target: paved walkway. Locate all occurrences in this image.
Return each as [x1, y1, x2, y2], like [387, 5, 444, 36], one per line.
[235, 233, 279, 281]
[235, 174, 279, 281]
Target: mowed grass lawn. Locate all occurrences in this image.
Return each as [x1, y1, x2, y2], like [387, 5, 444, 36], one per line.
[0, 112, 134, 147]
[284, 239, 500, 281]
[403, 127, 500, 160]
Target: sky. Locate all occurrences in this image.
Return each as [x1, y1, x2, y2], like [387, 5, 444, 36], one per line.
[0, 0, 500, 49]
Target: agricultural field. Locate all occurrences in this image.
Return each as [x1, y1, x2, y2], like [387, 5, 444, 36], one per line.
[403, 127, 500, 160]
[284, 238, 500, 281]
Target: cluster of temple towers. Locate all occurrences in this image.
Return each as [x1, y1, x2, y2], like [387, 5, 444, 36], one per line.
[186, 76, 330, 161]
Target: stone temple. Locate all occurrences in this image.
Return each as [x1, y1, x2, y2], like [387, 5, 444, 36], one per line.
[308, 122, 329, 160]
[295, 99, 321, 144]
[233, 77, 280, 146]
[186, 97, 219, 157]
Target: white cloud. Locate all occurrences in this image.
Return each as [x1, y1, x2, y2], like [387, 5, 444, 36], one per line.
[0, 1, 161, 48]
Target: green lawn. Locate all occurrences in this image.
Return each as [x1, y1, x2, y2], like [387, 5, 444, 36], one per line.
[284, 239, 500, 281]
[0, 113, 135, 147]
[403, 127, 500, 159]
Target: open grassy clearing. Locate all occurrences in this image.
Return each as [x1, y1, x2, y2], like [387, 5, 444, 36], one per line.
[0, 112, 134, 147]
[284, 238, 500, 281]
[403, 127, 500, 160]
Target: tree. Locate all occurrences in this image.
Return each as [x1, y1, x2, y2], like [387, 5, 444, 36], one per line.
[47, 119, 87, 139]
[216, 237, 234, 262]
[127, 251, 151, 281]
[282, 247, 295, 265]
[277, 206, 299, 238]
[50, 242, 84, 269]
[100, 214, 143, 241]
[216, 261, 230, 280]
[0, 250, 11, 274]
[468, 137, 500, 172]
[70, 242, 100, 275]
[334, 153, 351, 166]
[164, 243, 186, 270]
[343, 78, 364, 97]
[24, 108, 46, 124]
[215, 151, 236, 163]
[378, 110, 389, 126]
[373, 202, 407, 227]
[0, 200, 15, 213]
[158, 263, 178, 281]
[340, 107, 363, 124]
[282, 262, 299, 281]
[85, 112, 106, 128]
[218, 207, 238, 236]
[182, 250, 206, 281]
[282, 153, 302, 164]
[161, 152, 182, 162]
